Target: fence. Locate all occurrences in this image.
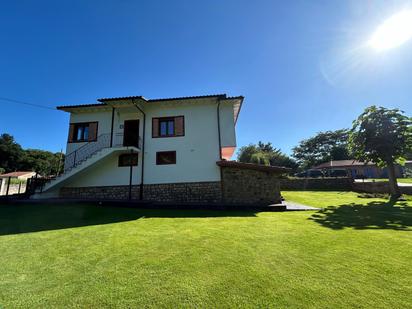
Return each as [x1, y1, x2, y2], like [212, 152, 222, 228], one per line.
[0, 177, 27, 196]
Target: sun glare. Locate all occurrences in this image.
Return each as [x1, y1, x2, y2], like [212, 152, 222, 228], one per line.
[368, 10, 412, 51]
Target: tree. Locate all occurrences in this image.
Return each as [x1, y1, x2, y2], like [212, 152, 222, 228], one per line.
[292, 129, 350, 170]
[349, 106, 412, 199]
[0, 133, 64, 176]
[20, 149, 64, 176]
[0, 133, 25, 172]
[237, 142, 298, 170]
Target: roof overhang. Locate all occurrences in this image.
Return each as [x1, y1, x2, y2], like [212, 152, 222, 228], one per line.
[222, 96, 244, 124]
[56, 94, 244, 119]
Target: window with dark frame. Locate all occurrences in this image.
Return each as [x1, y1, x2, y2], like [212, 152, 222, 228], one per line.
[74, 123, 89, 142]
[152, 116, 184, 138]
[69, 122, 98, 143]
[156, 151, 176, 165]
[118, 153, 139, 167]
[159, 118, 175, 137]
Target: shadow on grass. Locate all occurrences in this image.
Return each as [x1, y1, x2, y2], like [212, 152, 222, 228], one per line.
[309, 200, 412, 231]
[0, 203, 256, 236]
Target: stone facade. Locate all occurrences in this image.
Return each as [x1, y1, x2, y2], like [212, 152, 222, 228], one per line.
[353, 182, 412, 195]
[60, 185, 138, 200]
[60, 181, 221, 203]
[220, 166, 282, 205]
[60, 162, 287, 205]
[280, 178, 353, 191]
[143, 182, 221, 203]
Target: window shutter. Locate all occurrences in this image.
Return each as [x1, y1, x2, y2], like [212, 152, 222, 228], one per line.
[68, 124, 75, 142]
[88, 122, 98, 141]
[175, 116, 184, 136]
[152, 118, 159, 137]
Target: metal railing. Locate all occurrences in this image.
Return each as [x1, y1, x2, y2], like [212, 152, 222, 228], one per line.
[63, 133, 142, 172]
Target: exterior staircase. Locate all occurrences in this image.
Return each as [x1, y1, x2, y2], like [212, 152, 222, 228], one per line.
[32, 133, 140, 199]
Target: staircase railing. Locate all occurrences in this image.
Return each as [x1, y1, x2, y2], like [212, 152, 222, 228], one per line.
[63, 133, 142, 172]
[64, 133, 112, 171]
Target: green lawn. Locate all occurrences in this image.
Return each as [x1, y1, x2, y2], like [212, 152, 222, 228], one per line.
[1, 193, 411, 308]
[368, 178, 412, 184]
[397, 178, 412, 184]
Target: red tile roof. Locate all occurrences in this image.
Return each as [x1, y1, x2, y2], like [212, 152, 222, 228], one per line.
[0, 171, 35, 177]
[56, 103, 105, 110]
[97, 94, 228, 102]
[57, 94, 244, 116]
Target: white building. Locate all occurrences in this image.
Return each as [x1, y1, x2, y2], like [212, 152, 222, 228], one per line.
[34, 94, 246, 202]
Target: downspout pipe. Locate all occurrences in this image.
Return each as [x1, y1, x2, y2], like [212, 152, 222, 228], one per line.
[216, 99, 224, 203]
[216, 99, 222, 160]
[110, 107, 115, 147]
[132, 100, 146, 201]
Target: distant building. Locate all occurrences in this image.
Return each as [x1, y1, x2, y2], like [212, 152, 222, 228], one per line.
[0, 171, 37, 180]
[0, 171, 37, 196]
[313, 160, 411, 178]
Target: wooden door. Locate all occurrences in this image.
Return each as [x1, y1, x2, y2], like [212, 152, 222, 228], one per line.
[123, 120, 140, 147]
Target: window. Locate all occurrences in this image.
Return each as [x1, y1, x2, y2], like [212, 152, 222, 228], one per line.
[152, 116, 184, 138]
[156, 151, 176, 165]
[159, 118, 175, 136]
[75, 124, 89, 141]
[68, 122, 98, 143]
[118, 154, 138, 167]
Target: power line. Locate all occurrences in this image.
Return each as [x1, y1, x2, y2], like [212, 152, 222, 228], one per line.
[0, 96, 56, 111]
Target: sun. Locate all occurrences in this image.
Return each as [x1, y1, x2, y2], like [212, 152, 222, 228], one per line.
[368, 10, 412, 51]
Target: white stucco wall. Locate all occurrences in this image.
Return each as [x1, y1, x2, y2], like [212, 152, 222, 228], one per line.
[62, 97, 238, 187]
[66, 110, 112, 154]
[67, 152, 141, 187]
[219, 100, 236, 147]
[143, 99, 222, 184]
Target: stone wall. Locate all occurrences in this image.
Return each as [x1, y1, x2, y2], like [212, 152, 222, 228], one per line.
[60, 181, 221, 203]
[60, 185, 139, 200]
[143, 182, 221, 203]
[280, 178, 353, 191]
[220, 166, 282, 205]
[353, 182, 412, 195]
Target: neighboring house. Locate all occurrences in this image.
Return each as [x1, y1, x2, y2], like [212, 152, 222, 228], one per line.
[0, 171, 37, 181]
[32, 94, 288, 205]
[313, 160, 409, 178]
[0, 171, 36, 196]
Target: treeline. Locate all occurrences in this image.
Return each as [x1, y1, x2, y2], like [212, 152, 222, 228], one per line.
[238, 110, 412, 173]
[237, 129, 350, 172]
[0, 133, 64, 176]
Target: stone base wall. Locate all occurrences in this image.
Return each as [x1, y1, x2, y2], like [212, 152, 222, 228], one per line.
[220, 167, 282, 205]
[280, 178, 353, 191]
[143, 182, 221, 203]
[60, 185, 140, 200]
[60, 181, 221, 203]
[353, 182, 412, 195]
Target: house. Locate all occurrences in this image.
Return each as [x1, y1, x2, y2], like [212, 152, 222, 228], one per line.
[0, 171, 37, 180]
[0, 171, 37, 196]
[313, 160, 408, 178]
[32, 94, 288, 205]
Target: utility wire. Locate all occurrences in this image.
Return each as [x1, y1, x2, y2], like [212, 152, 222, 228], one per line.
[0, 96, 56, 111]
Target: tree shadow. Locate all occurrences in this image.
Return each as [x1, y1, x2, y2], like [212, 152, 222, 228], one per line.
[309, 200, 412, 231]
[0, 203, 256, 236]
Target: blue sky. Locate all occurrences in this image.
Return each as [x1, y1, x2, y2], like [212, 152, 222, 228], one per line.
[1, 0, 412, 155]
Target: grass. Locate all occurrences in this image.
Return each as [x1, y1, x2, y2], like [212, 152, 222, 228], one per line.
[0, 194, 411, 308]
[367, 178, 412, 184]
